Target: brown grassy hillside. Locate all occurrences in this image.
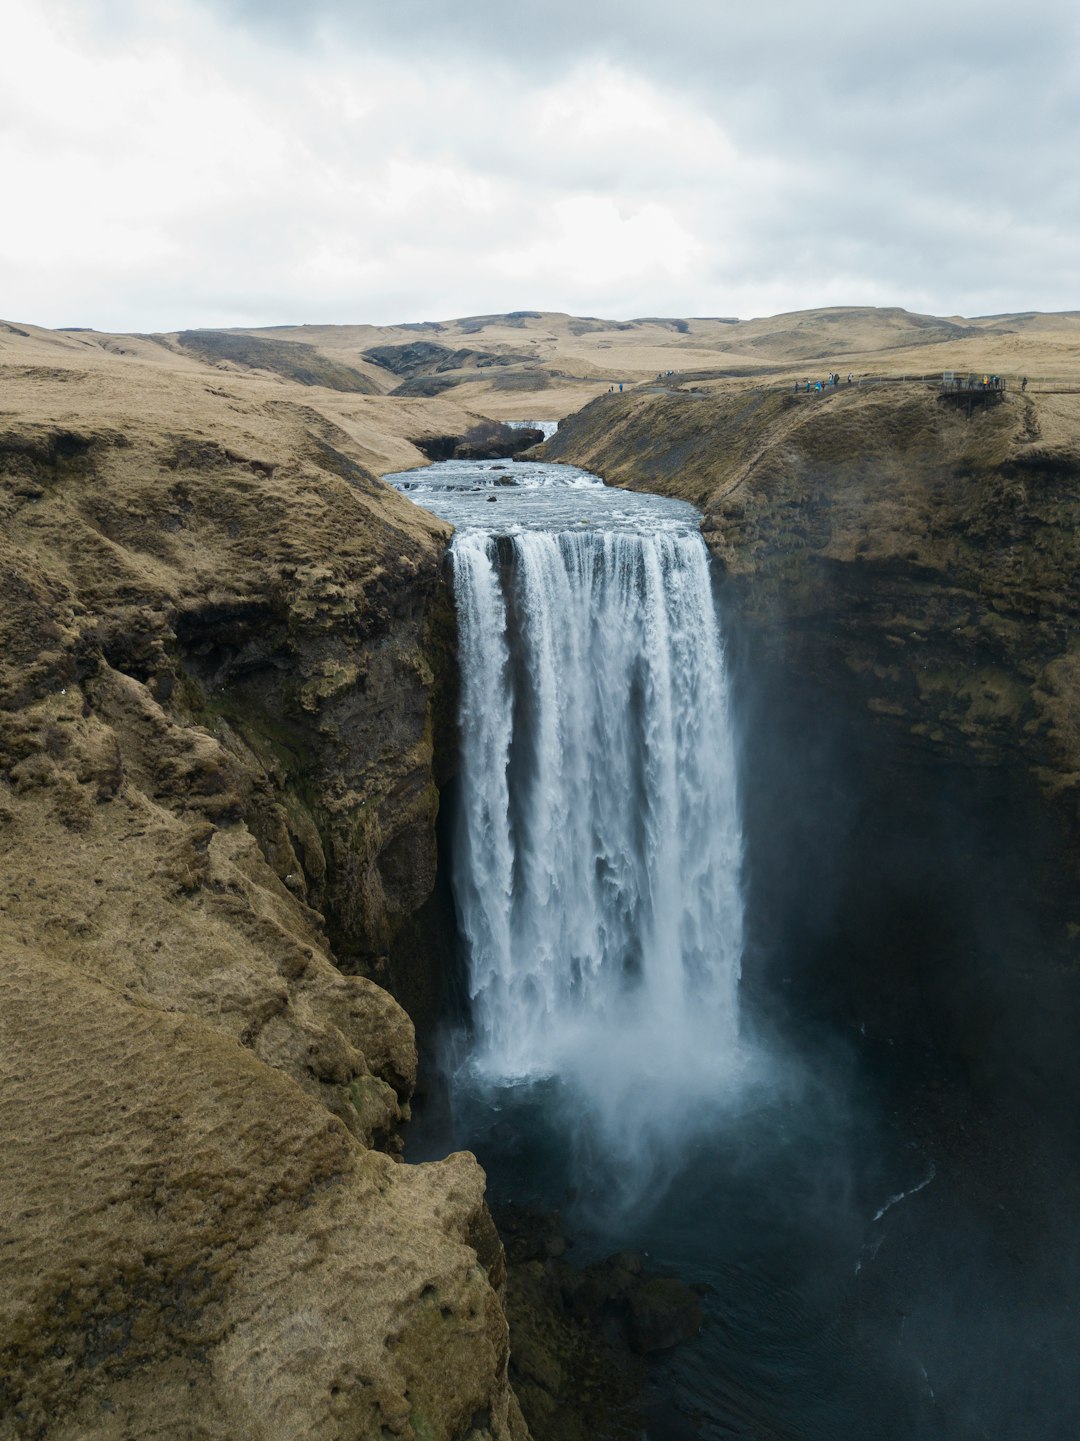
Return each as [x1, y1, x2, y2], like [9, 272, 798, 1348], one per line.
[4, 302, 1080, 1439]
[0, 321, 528, 1440]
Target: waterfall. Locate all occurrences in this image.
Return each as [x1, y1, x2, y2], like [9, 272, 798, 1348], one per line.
[450, 525, 745, 1174]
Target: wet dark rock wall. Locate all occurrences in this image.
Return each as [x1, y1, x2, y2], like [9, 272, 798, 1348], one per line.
[544, 384, 1080, 1144]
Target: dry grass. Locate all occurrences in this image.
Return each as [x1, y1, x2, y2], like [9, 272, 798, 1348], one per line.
[0, 314, 535, 1440]
[234, 306, 1080, 416]
[9, 306, 1079, 451]
[3, 301, 1079, 1439]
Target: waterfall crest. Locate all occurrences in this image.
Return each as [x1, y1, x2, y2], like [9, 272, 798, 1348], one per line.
[451, 525, 745, 1159]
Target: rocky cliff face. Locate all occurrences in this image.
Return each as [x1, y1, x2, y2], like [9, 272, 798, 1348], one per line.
[548, 384, 1080, 801]
[0, 345, 525, 1440]
[545, 384, 1080, 1116]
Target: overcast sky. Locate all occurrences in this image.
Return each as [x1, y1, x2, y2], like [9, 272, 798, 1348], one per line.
[5, 0, 1079, 331]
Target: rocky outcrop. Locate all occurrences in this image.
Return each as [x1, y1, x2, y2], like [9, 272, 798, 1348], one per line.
[174, 331, 382, 393]
[0, 414, 455, 976]
[3, 948, 522, 1440]
[492, 1208, 702, 1441]
[0, 353, 524, 1439]
[363, 345, 539, 399]
[416, 423, 545, 463]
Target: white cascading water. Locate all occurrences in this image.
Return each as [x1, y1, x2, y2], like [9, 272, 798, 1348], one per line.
[383, 452, 748, 1198]
[451, 524, 745, 1167]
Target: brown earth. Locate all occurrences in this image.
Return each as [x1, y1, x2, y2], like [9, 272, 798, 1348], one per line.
[0, 324, 527, 1440]
[234, 305, 1080, 410]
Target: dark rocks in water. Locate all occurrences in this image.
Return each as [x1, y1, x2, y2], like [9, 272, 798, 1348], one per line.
[493, 1206, 703, 1441]
[626, 1276, 704, 1354]
[561, 1249, 702, 1353]
[498, 1204, 568, 1265]
[413, 432, 459, 460]
[495, 1208, 643, 1441]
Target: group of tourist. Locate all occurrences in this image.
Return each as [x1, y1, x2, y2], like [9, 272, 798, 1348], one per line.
[797, 372, 853, 394]
[947, 374, 1008, 392]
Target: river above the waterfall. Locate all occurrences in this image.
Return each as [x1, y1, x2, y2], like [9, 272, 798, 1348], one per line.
[387, 453, 702, 533]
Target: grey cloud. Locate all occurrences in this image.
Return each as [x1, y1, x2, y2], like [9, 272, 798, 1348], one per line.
[202, 0, 1064, 106]
[197, 0, 1080, 226]
[100, 0, 1080, 204]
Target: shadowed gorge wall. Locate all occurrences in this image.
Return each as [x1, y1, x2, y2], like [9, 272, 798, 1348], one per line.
[545, 384, 1080, 1136]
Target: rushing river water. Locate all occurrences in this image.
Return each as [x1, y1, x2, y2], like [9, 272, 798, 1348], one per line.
[386, 453, 1073, 1441]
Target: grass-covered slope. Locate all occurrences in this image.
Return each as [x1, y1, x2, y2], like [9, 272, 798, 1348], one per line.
[0, 325, 527, 1441]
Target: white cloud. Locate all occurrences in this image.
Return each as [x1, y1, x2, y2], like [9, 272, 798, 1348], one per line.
[492, 194, 704, 296]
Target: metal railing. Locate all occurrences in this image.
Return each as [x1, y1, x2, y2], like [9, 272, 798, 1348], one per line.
[941, 373, 1007, 394]
[640, 370, 1080, 396]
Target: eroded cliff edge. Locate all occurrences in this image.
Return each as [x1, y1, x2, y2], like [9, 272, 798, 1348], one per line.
[545, 384, 1080, 1119]
[0, 346, 526, 1440]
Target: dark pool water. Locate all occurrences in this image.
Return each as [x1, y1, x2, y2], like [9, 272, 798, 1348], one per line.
[410, 1013, 1080, 1441]
[424, 1040, 929, 1441]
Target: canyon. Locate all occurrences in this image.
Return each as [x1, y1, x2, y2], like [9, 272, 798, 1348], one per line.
[3, 309, 1080, 1439]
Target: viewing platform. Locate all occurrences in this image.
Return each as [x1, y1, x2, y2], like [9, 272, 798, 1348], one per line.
[938, 371, 1011, 409]
[941, 372, 1008, 394]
